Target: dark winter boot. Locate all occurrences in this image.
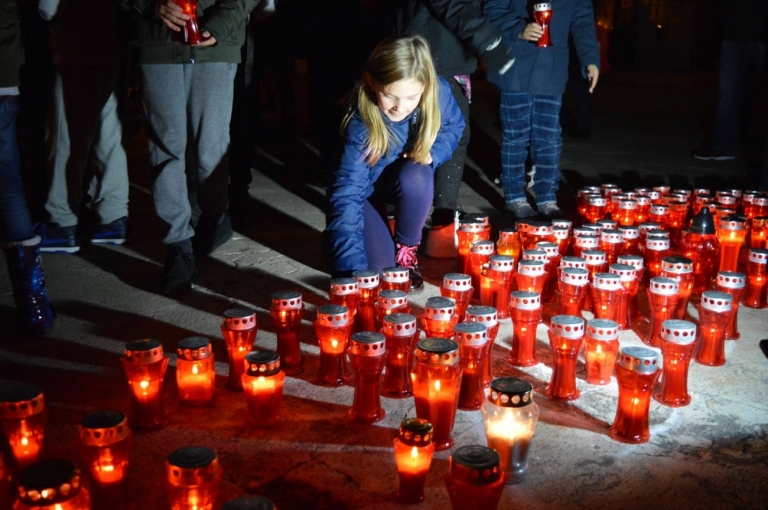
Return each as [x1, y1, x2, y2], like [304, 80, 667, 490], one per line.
[3, 236, 55, 335]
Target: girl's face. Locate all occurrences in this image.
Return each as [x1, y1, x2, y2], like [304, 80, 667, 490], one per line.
[372, 78, 425, 122]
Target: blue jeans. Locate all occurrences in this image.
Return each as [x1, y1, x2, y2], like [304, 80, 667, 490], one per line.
[713, 41, 766, 155]
[0, 96, 35, 243]
[499, 90, 563, 204]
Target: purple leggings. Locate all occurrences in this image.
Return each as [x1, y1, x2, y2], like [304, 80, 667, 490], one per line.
[362, 159, 433, 272]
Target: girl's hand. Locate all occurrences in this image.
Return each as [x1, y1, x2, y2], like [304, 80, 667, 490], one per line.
[586, 64, 600, 93]
[403, 152, 433, 165]
[158, 0, 188, 32]
[520, 23, 543, 42]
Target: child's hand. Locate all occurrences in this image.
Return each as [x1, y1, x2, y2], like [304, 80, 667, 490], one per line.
[158, 0, 188, 32]
[403, 152, 433, 165]
[520, 23, 544, 42]
[586, 64, 600, 93]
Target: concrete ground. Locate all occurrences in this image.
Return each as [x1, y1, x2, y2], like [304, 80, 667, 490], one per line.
[1, 66, 768, 509]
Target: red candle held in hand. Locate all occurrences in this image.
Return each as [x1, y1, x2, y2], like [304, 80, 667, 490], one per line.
[454, 322, 489, 411]
[532, 3, 552, 47]
[393, 418, 434, 504]
[221, 307, 258, 390]
[653, 320, 697, 407]
[348, 332, 386, 423]
[546, 315, 586, 400]
[171, 0, 204, 46]
[241, 350, 284, 426]
[0, 384, 46, 471]
[381, 313, 420, 398]
[583, 319, 620, 385]
[269, 291, 304, 368]
[121, 339, 168, 432]
[610, 347, 660, 444]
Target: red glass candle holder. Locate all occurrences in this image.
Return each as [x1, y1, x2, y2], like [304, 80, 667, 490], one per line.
[497, 228, 522, 267]
[0, 453, 9, 507]
[441, 273, 474, 321]
[444, 445, 505, 509]
[482, 378, 539, 484]
[481, 256, 514, 318]
[375, 289, 410, 331]
[393, 418, 434, 504]
[659, 256, 693, 320]
[269, 291, 304, 368]
[610, 347, 660, 444]
[585, 196, 607, 223]
[176, 337, 215, 406]
[635, 196, 651, 224]
[715, 191, 738, 209]
[653, 319, 697, 407]
[581, 249, 606, 312]
[241, 350, 284, 426]
[458, 221, 485, 274]
[637, 222, 661, 250]
[536, 242, 561, 303]
[508, 291, 542, 367]
[557, 267, 589, 316]
[412, 339, 462, 451]
[618, 253, 645, 319]
[693, 193, 714, 216]
[716, 216, 747, 273]
[314, 304, 353, 386]
[750, 196, 768, 220]
[645, 277, 679, 347]
[597, 218, 618, 232]
[681, 227, 720, 295]
[171, 0, 204, 46]
[455, 322, 489, 410]
[614, 199, 638, 226]
[619, 226, 640, 256]
[79, 410, 131, 507]
[667, 201, 689, 250]
[643, 237, 670, 285]
[546, 315, 586, 400]
[353, 270, 380, 333]
[716, 271, 747, 339]
[166, 447, 222, 510]
[515, 259, 547, 295]
[15, 460, 91, 510]
[532, 2, 552, 47]
[470, 240, 495, 293]
[577, 191, 599, 221]
[121, 339, 168, 431]
[348, 332, 386, 423]
[521, 248, 547, 264]
[560, 255, 586, 273]
[523, 222, 557, 251]
[693, 291, 735, 366]
[466, 306, 500, 388]
[590, 273, 622, 321]
[0, 384, 46, 470]
[649, 204, 669, 228]
[608, 263, 638, 330]
[743, 249, 768, 308]
[382, 313, 419, 398]
[221, 308, 258, 390]
[572, 232, 599, 258]
[330, 277, 359, 313]
[584, 319, 620, 385]
[381, 267, 410, 293]
[749, 216, 768, 249]
[422, 296, 459, 339]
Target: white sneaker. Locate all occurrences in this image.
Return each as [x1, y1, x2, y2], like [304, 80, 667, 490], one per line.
[424, 221, 459, 258]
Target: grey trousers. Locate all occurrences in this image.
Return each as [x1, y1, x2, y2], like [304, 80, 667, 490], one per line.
[45, 65, 129, 227]
[141, 63, 237, 245]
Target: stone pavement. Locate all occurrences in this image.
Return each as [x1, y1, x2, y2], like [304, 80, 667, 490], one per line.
[1, 69, 767, 509]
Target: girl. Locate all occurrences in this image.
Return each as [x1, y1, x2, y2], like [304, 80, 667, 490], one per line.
[322, 35, 465, 291]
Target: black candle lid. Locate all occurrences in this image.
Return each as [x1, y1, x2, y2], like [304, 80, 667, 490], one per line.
[487, 377, 534, 408]
[167, 446, 220, 485]
[349, 332, 386, 357]
[168, 446, 216, 469]
[223, 308, 258, 330]
[222, 496, 277, 510]
[415, 339, 459, 366]
[125, 338, 164, 364]
[177, 337, 212, 361]
[244, 350, 281, 377]
[79, 410, 130, 446]
[449, 445, 502, 485]
[17, 460, 82, 504]
[399, 417, 433, 447]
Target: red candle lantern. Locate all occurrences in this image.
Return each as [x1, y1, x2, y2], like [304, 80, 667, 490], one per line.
[559, 255, 586, 273]
[464, 212, 492, 239]
[715, 192, 738, 209]
[693, 193, 714, 216]
[329, 277, 359, 312]
[716, 216, 747, 272]
[598, 230, 624, 266]
[269, 291, 304, 368]
[749, 216, 768, 249]
[693, 291, 735, 366]
[507, 291, 542, 367]
[241, 350, 284, 425]
[716, 271, 747, 339]
[590, 273, 622, 321]
[469, 241, 495, 293]
[580, 249, 605, 312]
[743, 248, 768, 309]
[412, 339, 462, 451]
[523, 222, 556, 251]
[444, 445, 505, 509]
[536, 242, 561, 303]
[643, 237, 670, 285]
[314, 304, 353, 386]
[583, 319, 620, 385]
[596, 218, 618, 231]
[610, 347, 660, 444]
[647, 189, 663, 204]
[572, 232, 598, 258]
[546, 315, 586, 400]
[382, 313, 419, 398]
[381, 267, 410, 293]
[221, 308, 258, 390]
[577, 191, 600, 220]
[619, 226, 640, 256]
[422, 296, 458, 339]
[466, 306, 500, 388]
[645, 277, 679, 347]
[221, 496, 276, 509]
[750, 196, 768, 221]
[483, 256, 515, 316]
[455, 322, 489, 411]
[458, 221, 485, 274]
[653, 319, 697, 407]
[660, 256, 694, 320]
[637, 221, 661, 250]
[353, 270, 380, 333]
[521, 248, 547, 263]
[557, 267, 589, 316]
[170, 0, 204, 45]
[0, 384, 46, 470]
[667, 201, 689, 250]
[681, 207, 720, 295]
[0, 453, 9, 507]
[551, 218, 571, 231]
[608, 263, 637, 330]
[497, 228, 522, 267]
[120, 339, 168, 431]
[375, 289, 409, 331]
[441, 273, 474, 322]
[347, 332, 386, 423]
[14, 460, 90, 510]
[552, 226, 571, 256]
[514, 259, 547, 295]
[634, 196, 651, 224]
[176, 337, 215, 406]
[79, 410, 131, 503]
[532, 2, 552, 47]
[166, 446, 222, 510]
[393, 418, 434, 504]
[648, 204, 669, 229]
[585, 196, 607, 224]
[741, 191, 759, 218]
[614, 199, 638, 226]
[617, 253, 645, 317]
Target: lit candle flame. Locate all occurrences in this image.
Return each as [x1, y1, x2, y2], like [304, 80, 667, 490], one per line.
[140, 380, 149, 389]
[434, 380, 441, 392]
[192, 364, 199, 375]
[21, 437, 28, 446]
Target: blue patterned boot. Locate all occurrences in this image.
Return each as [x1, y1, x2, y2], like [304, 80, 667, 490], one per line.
[3, 236, 55, 335]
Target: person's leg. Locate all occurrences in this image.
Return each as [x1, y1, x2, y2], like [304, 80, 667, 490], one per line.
[711, 41, 748, 157]
[499, 89, 537, 218]
[361, 199, 395, 273]
[529, 94, 563, 217]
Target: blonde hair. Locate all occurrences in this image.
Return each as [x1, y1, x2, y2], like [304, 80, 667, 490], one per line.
[342, 35, 440, 166]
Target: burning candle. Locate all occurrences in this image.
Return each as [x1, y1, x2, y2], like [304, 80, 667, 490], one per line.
[514, 259, 547, 295]
[552, 226, 571, 256]
[441, 273, 474, 322]
[465, 306, 500, 388]
[532, 2, 552, 46]
[14, 460, 91, 510]
[614, 199, 638, 227]
[590, 272, 622, 321]
[444, 445, 505, 509]
[374, 289, 410, 332]
[536, 242, 561, 303]
[353, 270, 380, 333]
[617, 254, 645, 321]
[348, 332, 387, 423]
[572, 232, 599, 258]
[551, 219, 572, 233]
[619, 226, 640, 256]
[314, 304, 353, 386]
[743, 249, 768, 309]
[382, 313, 419, 398]
[649, 204, 669, 228]
[507, 291, 542, 367]
[546, 315, 586, 400]
[241, 350, 284, 425]
[653, 319, 697, 407]
[481, 256, 514, 317]
[560, 255, 587, 273]
[421, 296, 458, 340]
[458, 221, 485, 274]
[693, 291, 735, 367]
[608, 263, 638, 330]
[221, 496, 277, 509]
[715, 271, 747, 339]
[0, 384, 46, 471]
[660, 257, 694, 320]
[455, 322, 489, 411]
[580, 249, 606, 312]
[716, 216, 747, 273]
[599, 230, 624, 266]
[585, 196, 607, 224]
[634, 196, 651, 224]
[497, 228, 522, 266]
[393, 418, 434, 504]
[610, 347, 660, 444]
[557, 267, 589, 317]
[749, 216, 768, 249]
[166, 446, 222, 510]
[469, 240, 496, 293]
[381, 267, 410, 293]
[645, 277, 679, 347]
[329, 277, 359, 313]
[666, 201, 689, 250]
[176, 337, 215, 406]
[524, 222, 557, 251]
[221, 308, 258, 390]
[583, 319, 620, 385]
[750, 197, 768, 221]
[269, 291, 304, 368]
[482, 378, 539, 485]
[120, 339, 168, 431]
[79, 410, 131, 507]
[411, 339, 462, 451]
[643, 237, 670, 285]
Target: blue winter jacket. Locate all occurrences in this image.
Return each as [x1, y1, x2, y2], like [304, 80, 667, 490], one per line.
[323, 77, 465, 274]
[483, 0, 599, 95]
